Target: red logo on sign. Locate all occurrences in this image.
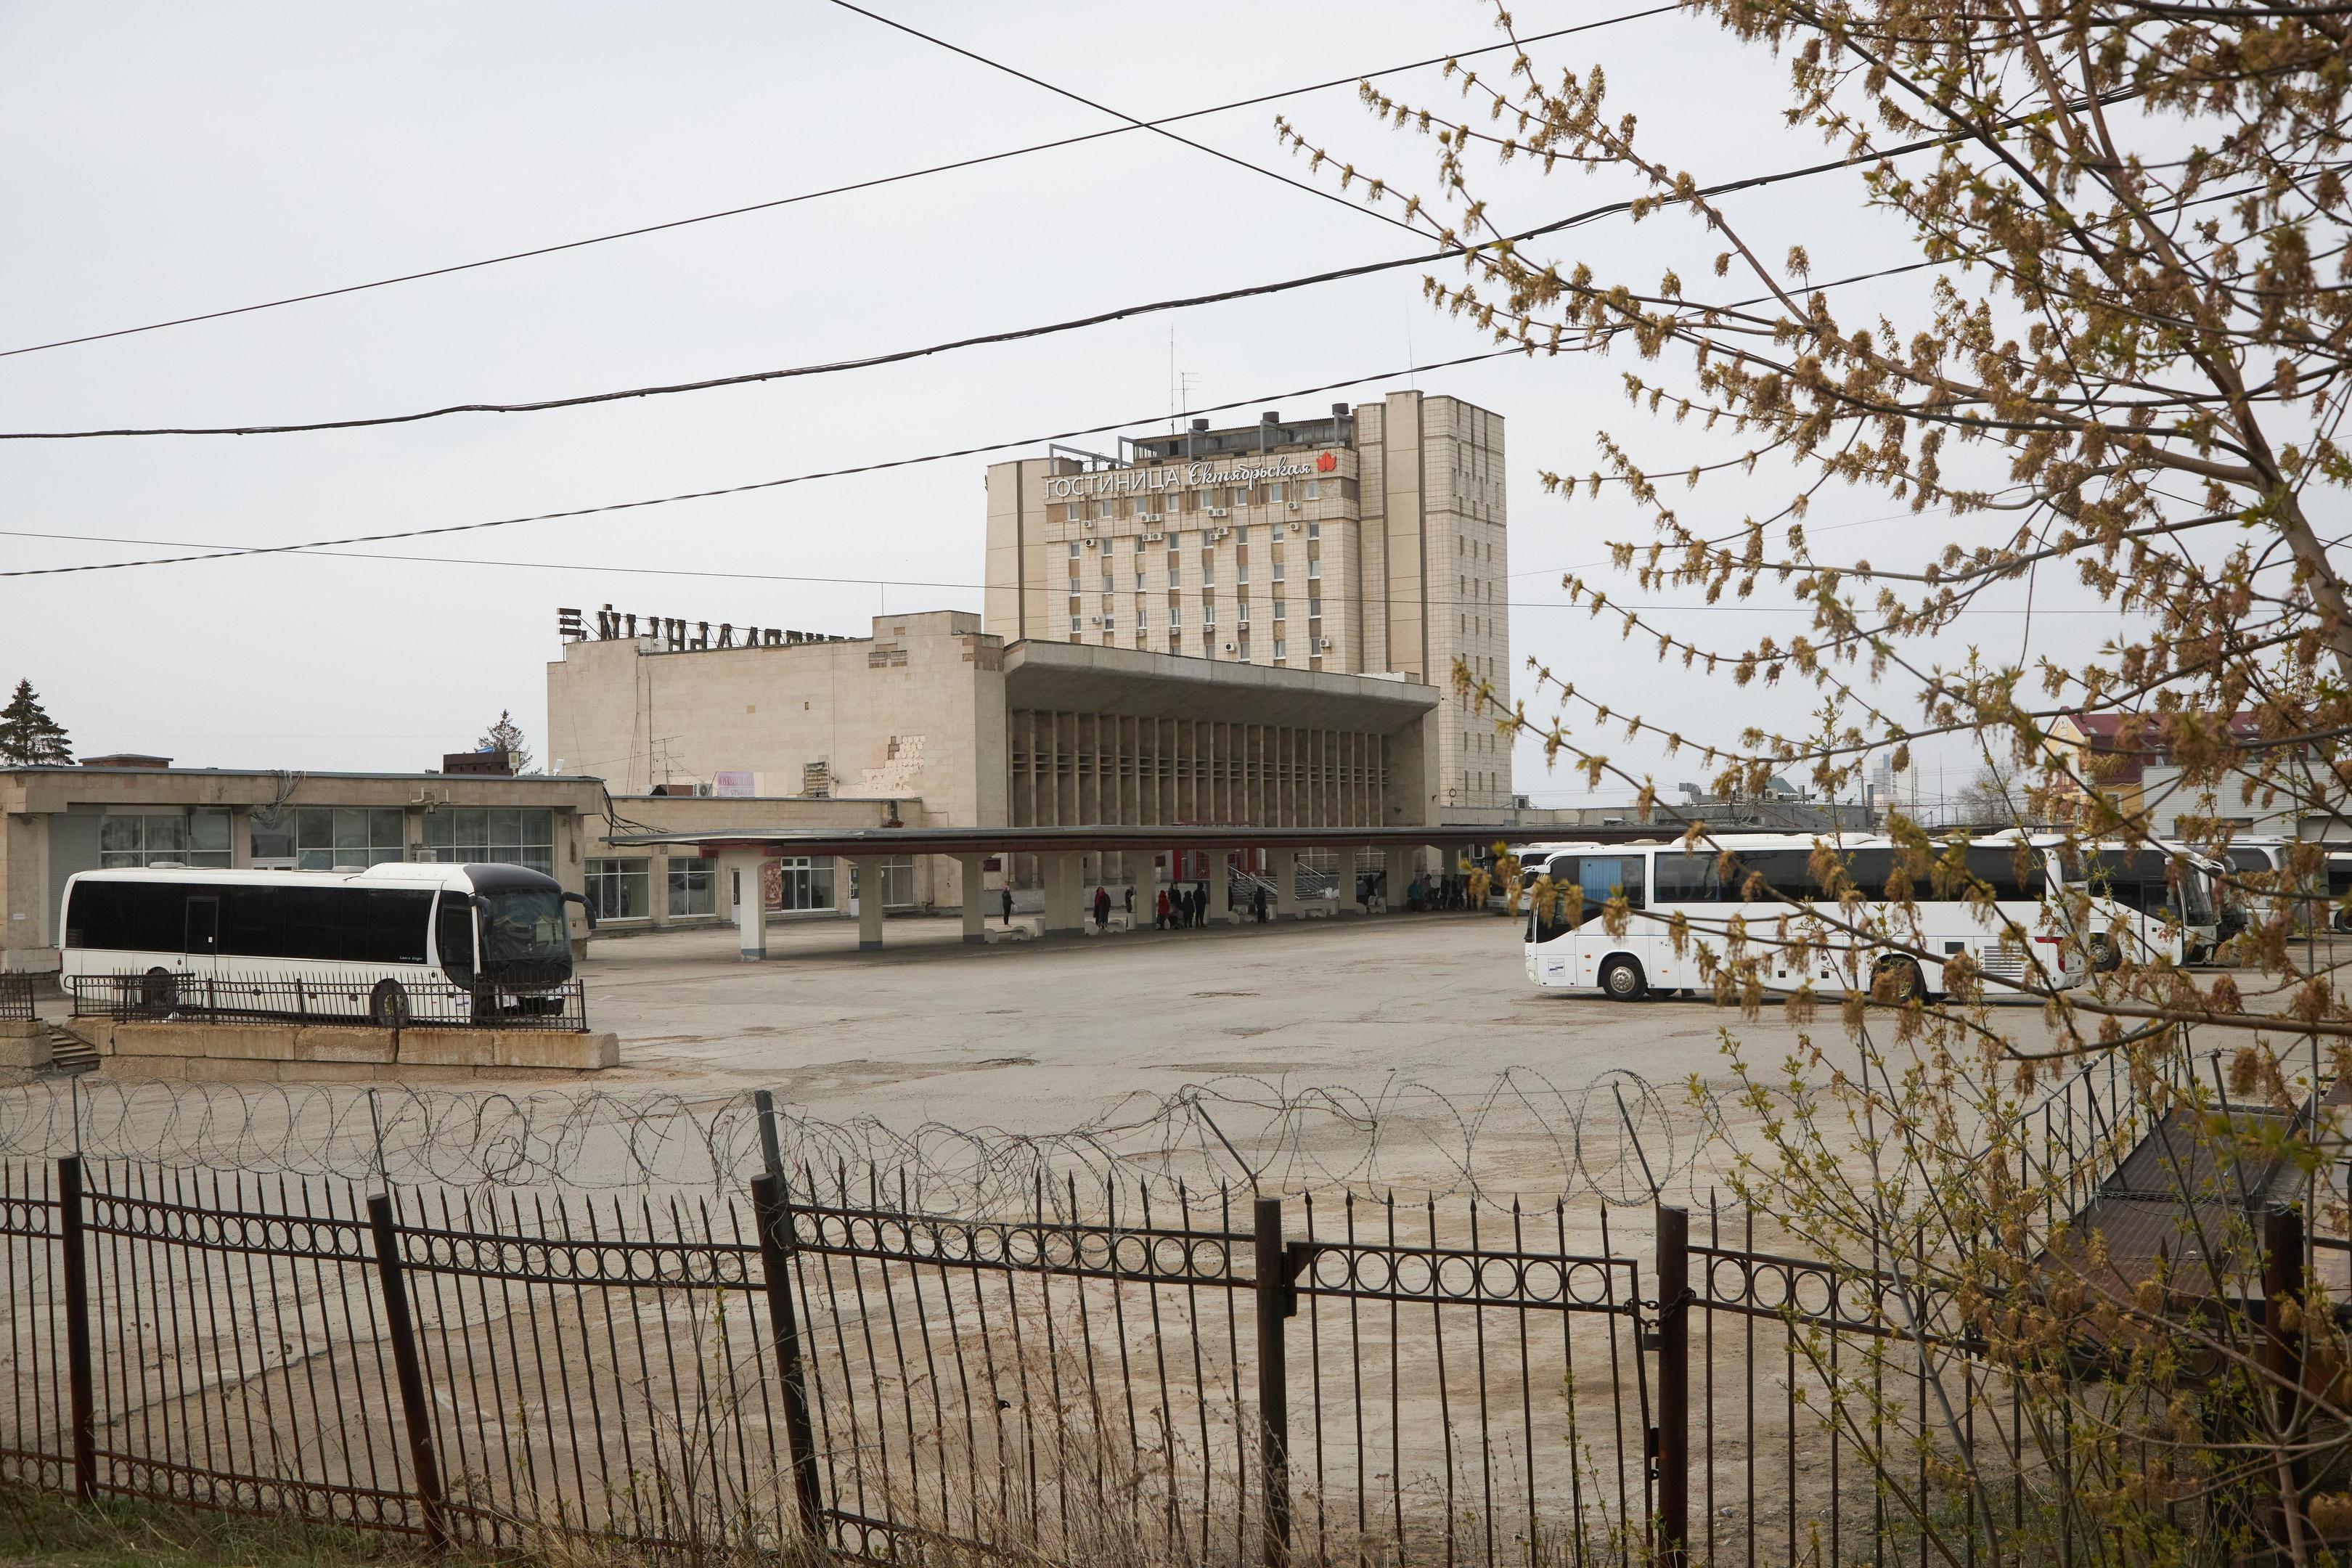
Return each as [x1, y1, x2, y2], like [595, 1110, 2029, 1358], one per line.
[1315, 451, 1338, 473]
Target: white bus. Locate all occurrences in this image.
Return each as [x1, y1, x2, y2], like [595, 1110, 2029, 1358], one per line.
[60, 862, 587, 1026]
[1522, 834, 2085, 1001]
[2075, 844, 2215, 968]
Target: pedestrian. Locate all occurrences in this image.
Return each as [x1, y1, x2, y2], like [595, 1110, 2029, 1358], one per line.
[1093, 885, 1111, 931]
[1197, 879, 1212, 924]
[1000, 886, 1013, 926]
[1155, 888, 1170, 930]
[1252, 884, 1268, 923]
[1124, 884, 1135, 920]
[1185, 887, 1199, 928]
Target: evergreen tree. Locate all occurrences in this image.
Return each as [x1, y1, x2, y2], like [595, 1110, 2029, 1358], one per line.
[0, 680, 72, 766]
[475, 709, 534, 774]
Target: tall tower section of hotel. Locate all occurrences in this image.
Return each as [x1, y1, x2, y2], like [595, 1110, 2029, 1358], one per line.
[985, 389, 1513, 811]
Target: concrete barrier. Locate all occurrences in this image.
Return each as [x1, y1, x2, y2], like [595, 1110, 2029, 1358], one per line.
[0, 1020, 50, 1070]
[88, 1019, 618, 1079]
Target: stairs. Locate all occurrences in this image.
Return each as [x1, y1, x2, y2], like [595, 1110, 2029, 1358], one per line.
[39, 1022, 99, 1077]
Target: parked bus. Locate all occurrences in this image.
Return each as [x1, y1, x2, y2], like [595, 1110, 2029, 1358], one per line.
[1521, 834, 2085, 1001]
[60, 862, 587, 1026]
[2076, 844, 2215, 967]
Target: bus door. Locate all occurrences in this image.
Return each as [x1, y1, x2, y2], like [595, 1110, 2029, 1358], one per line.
[182, 895, 220, 984]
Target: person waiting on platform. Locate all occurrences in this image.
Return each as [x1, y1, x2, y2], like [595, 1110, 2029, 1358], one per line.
[1093, 885, 1111, 931]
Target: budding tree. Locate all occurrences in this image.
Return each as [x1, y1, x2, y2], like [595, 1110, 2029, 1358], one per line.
[1293, 0, 2352, 1556]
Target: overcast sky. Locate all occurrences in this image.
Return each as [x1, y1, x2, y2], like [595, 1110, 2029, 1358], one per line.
[0, 1, 2115, 807]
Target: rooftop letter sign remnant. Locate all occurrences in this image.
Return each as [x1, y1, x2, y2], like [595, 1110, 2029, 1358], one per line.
[558, 605, 850, 653]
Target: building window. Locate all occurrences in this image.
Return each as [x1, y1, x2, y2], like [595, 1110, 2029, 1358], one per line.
[1275, 638, 1288, 660]
[1308, 558, 1322, 579]
[586, 858, 651, 921]
[1135, 571, 1147, 590]
[1304, 479, 1320, 500]
[1236, 526, 1248, 542]
[1238, 565, 1251, 584]
[1273, 599, 1286, 621]
[1069, 542, 1080, 557]
[419, 807, 556, 873]
[1273, 561, 1286, 581]
[1103, 616, 1117, 631]
[1308, 522, 1320, 538]
[1204, 601, 1218, 628]
[1071, 618, 1082, 634]
[764, 856, 837, 911]
[1269, 484, 1284, 503]
[1101, 573, 1114, 593]
[249, 806, 403, 870]
[849, 857, 917, 910]
[1238, 637, 1251, 659]
[1309, 598, 1323, 619]
[667, 857, 717, 917]
[102, 808, 234, 869]
[1238, 600, 1251, 625]
[1272, 521, 1286, 541]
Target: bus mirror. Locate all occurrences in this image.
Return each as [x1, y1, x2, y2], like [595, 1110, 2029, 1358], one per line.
[563, 889, 596, 931]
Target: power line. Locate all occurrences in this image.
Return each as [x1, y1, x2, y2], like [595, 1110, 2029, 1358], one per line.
[0, 523, 2126, 616]
[0, 131, 1993, 441]
[0, 5, 1686, 363]
[823, 0, 1432, 242]
[0, 348, 1533, 578]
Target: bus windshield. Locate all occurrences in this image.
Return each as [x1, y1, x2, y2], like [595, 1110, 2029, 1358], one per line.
[478, 887, 571, 976]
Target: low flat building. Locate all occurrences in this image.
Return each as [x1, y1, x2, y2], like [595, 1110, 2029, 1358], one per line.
[1, 762, 603, 973]
[547, 608, 1443, 911]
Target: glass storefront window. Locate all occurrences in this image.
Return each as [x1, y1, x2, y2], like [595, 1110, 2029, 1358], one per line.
[667, 857, 717, 918]
[420, 807, 556, 873]
[765, 856, 837, 912]
[256, 807, 405, 870]
[850, 857, 918, 910]
[99, 809, 232, 868]
[587, 858, 650, 920]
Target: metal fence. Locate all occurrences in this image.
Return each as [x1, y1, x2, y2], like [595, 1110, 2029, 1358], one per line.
[67, 973, 590, 1033]
[0, 973, 34, 1023]
[0, 1129, 2322, 1566]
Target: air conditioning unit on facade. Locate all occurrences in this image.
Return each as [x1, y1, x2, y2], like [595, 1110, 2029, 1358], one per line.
[1140, 513, 1162, 523]
[1318, 638, 1334, 650]
[1084, 537, 1098, 548]
[1223, 642, 1237, 653]
[1213, 526, 1231, 539]
[1289, 502, 1300, 510]
[1090, 616, 1103, 626]
[1141, 531, 1164, 542]
[1208, 507, 1230, 518]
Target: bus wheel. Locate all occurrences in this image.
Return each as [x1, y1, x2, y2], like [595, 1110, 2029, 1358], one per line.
[1874, 957, 1927, 1004]
[369, 979, 412, 1029]
[2087, 934, 2121, 972]
[1599, 957, 1647, 1002]
[140, 967, 178, 1016]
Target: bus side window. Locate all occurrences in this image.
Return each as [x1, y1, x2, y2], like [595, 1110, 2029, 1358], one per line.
[436, 897, 476, 982]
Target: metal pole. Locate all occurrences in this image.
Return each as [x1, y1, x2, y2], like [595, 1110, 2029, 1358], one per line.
[1254, 1194, 1292, 1568]
[754, 1088, 784, 1177]
[58, 1156, 95, 1502]
[751, 1171, 825, 1542]
[1655, 1204, 1691, 1568]
[367, 1194, 448, 1550]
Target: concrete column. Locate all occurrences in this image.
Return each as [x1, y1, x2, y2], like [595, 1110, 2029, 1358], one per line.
[1287, 851, 1311, 919]
[726, 854, 765, 962]
[1149, 854, 1168, 930]
[1042, 852, 1082, 937]
[958, 854, 987, 945]
[852, 856, 885, 951]
[1383, 848, 1410, 914]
